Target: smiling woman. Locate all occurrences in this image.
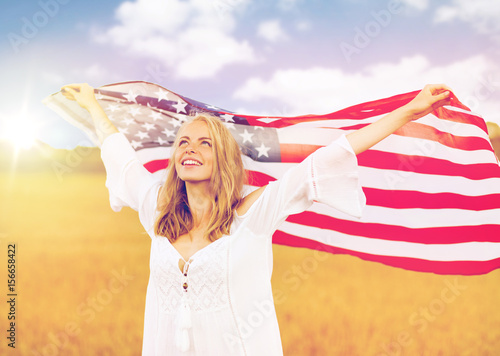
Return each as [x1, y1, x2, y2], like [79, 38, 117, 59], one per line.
[59, 82, 452, 356]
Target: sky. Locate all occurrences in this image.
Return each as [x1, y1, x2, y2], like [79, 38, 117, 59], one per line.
[0, 0, 499, 149]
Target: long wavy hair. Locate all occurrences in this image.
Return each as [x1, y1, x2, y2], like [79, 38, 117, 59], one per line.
[154, 113, 246, 242]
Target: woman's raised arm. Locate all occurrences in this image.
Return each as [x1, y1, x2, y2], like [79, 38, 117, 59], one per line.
[346, 84, 452, 155]
[61, 83, 119, 144]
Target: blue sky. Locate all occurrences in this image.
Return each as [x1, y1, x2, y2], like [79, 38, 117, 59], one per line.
[1, 0, 499, 148]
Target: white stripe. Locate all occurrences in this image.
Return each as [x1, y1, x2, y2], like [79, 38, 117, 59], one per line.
[418, 114, 488, 138]
[277, 127, 344, 145]
[307, 203, 500, 228]
[279, 220, 500, 261]
[444, 105, 484, 118]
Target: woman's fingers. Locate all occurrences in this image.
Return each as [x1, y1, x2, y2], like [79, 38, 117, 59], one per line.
[60, 83, 97, 109]
[430, 85, 452, 107]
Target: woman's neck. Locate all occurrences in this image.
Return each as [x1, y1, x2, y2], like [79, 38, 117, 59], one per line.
[185, 181, 212, 228]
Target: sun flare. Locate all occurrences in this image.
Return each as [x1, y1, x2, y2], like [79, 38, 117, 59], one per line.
[1, 116, 38, 150]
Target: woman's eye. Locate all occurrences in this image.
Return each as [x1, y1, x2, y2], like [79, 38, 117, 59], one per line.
[179, 140, 188, 146]
[201, 141, 211, 147]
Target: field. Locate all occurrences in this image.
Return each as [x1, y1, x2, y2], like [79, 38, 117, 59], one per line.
[0, 143, 499, 355]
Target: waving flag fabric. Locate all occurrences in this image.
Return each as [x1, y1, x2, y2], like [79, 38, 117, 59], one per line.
[43, 81, 500, 275]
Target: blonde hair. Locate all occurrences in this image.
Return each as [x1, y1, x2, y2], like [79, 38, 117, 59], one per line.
[154, 113, 245, 242]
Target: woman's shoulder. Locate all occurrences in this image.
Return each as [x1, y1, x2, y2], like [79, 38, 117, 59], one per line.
[236, 185, 267, 216]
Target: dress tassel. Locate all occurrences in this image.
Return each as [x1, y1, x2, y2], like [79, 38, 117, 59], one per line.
[175, 300, 192, 352]
[175, 328, 190, 352]
[179, 302, 192, 328]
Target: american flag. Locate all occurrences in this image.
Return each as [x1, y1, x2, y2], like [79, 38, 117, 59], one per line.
[43, 81, 500, 275]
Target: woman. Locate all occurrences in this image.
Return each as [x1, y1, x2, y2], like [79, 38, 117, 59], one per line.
[61, 83, 451, 355]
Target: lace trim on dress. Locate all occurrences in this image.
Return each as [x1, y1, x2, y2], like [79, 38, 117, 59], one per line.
[150, 236, 230, 314]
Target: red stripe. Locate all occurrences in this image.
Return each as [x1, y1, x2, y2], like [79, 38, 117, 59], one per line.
[285, 211, 500, 244]
[280, 143, 321, 162]
[240, 91, 472, 129]
[243, 92, 417, 128]
[364, 187, 500, 210]
[394, 121, 492, 151]
[272, 231, 500, 275]
[144, 159, 169, 173]
[246, 170, 277, 186]
[435, 106, 488, 133]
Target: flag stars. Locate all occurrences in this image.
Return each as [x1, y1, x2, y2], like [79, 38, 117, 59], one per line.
[121, 117, 135, 126]
[157, 136, 168, 146]
[173, 100, 188, 114]
[128, 107, 141, 117]
[170, 119, 182, 128]
[239, 129, 254, 144]
[123, 90, 139, 103]
[149, 111, 162, 121]
[162, 128, 176, 137]
[142, 122, 156, 131]
[224, 122, 235, 130]
[131, 140, 143, 149]
[118, 127, 129, 135]
[256, 143, 271, 158]
[107, 104, 119, 112]
[155, 88, 170, 102]
[135, 131, 149, 140]
[220, 114, 234, 123]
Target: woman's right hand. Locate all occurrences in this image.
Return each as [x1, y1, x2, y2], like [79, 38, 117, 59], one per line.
[61, 83, 118, 143]
[61, 83, 99, 111]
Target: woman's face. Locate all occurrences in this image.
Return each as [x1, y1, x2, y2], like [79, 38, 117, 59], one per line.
[174, 121, 213, 183]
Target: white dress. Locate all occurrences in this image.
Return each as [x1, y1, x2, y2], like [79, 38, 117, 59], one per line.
[100, 132, 366, 356]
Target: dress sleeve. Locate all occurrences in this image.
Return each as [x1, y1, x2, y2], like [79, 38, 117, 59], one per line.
[100, 133, 163, 231]
[239, 134, 366, 236]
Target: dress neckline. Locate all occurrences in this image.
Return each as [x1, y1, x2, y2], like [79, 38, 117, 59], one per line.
[168, 234, 228, 273]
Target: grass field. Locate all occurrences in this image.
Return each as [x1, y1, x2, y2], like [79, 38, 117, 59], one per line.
[1, 145, 499, 355]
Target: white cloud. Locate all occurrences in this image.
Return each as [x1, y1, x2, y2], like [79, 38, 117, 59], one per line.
[233, 55, 500, 124]
[257, 19, 289, 42]
[434, 0, 500, 35]
[92, 0, 257, 79]
[433, 6, 459, 23]
[400, 0, 429, 11]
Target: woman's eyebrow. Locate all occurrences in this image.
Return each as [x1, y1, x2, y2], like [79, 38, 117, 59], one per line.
[178, 136, 212, 141]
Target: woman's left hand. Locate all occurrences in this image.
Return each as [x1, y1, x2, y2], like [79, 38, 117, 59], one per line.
[404, 84, 453, 121]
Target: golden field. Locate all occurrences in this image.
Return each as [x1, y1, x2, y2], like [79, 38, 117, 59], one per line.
[0, 142, 499, 356]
